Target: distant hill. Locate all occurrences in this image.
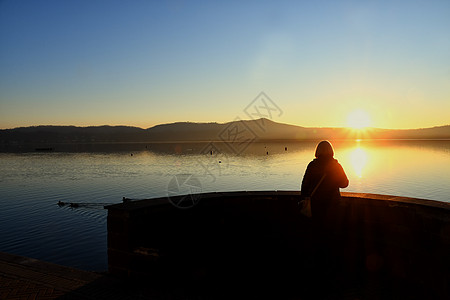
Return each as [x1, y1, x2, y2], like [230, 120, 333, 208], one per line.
[0, 119, 449, 149]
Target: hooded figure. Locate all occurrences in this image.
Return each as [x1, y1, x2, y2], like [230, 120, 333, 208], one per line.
[301, 140, 349, 222]
[301, 141, 349, 287]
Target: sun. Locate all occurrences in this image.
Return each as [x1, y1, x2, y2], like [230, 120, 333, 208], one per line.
[347, 109, 372, 129]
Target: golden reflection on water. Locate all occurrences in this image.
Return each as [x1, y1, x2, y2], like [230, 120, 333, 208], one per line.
[350, 147, 368, 178]
[336, 141, 372, 179]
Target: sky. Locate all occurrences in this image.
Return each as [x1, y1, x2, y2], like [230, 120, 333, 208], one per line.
[0, 0, 449, 130]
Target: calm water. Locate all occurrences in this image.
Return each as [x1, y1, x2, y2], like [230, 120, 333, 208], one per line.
[0, 140, 449, 271]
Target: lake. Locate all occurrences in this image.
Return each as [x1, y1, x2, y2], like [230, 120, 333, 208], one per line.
[0, 140, 449, 271]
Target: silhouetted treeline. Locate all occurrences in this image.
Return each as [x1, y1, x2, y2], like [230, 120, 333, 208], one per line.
[1, 118, 449, 150]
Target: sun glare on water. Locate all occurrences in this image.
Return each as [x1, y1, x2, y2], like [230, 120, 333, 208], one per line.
[350, 147, 368, 178]
[347, 109, 372, 129]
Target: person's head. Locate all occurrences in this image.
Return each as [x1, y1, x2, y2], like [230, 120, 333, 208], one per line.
[315, 140, 334, 158]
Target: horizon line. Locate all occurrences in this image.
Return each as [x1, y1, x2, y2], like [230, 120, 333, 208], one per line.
[1, 118, 449, 131]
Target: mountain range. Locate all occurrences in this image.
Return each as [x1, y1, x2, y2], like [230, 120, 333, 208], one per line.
[1, 119, 449, 148]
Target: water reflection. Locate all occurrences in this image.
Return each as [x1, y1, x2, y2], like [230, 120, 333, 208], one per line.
[349, 147, 368, 178]
[0, 140, 449, 272]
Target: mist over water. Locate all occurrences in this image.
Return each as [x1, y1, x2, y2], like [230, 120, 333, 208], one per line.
[0, 140, 449, 271]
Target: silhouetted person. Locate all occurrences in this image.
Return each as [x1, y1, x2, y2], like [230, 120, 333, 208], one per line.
[301, 140, 348, 281]
[301, 140, 348, 220]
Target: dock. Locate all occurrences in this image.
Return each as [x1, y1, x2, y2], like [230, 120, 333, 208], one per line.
[1, 191, 449, 299]
[0, 252, 155, 299]
[106, 191, 450, 299]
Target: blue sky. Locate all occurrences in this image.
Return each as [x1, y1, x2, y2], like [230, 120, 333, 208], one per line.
[1, 0, 449, 129]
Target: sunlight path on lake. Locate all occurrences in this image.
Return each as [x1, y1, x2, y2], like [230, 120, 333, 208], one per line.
[349, 147, 368, 178]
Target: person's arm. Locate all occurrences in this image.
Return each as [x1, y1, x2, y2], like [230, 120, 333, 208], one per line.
[301, 163, 313, 198]
[335, 162, 349, 188]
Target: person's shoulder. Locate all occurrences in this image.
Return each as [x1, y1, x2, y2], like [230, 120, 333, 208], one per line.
[308, 159, 319, 166]
[304, 159, 316, 170]
[331, 158, 344, 168]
